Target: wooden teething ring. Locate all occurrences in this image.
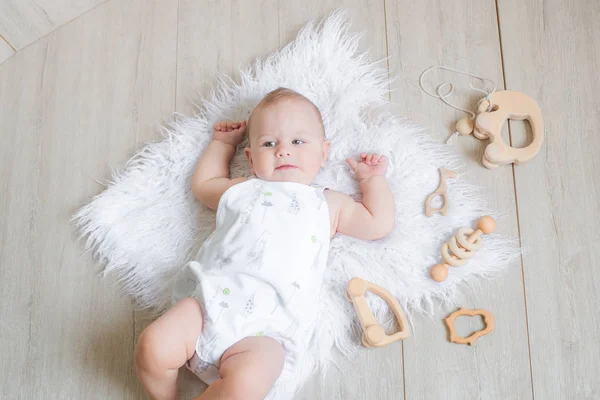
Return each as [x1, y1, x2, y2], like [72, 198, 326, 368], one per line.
[346, 278, 410, 348]
[444, 307, 495, 345]
[473, 90, 544, 169]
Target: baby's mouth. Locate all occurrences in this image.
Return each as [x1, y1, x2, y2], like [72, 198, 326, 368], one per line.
[275, 164, 298, 170]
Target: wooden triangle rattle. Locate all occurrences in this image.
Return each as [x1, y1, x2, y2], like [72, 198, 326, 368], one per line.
[346, 278, 410, 347]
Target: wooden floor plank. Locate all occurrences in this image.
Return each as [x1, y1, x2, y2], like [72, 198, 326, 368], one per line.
[175, 0, 281, 116]
[385, 0, 532, 398]
[0, 0, 177, 398]
[0, 0, 106, 50]
[496, 0, 600, 398]
[0, 34, 15, 64]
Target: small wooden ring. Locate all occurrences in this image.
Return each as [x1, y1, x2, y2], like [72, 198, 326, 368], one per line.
[448, 235, 474, 260]
[441, 242, 467, 267]
[456, 227, 483, 251]
[444, 307, 495, 345]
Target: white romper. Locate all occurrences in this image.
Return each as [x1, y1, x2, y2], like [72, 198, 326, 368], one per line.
[172, 178, 330, 387]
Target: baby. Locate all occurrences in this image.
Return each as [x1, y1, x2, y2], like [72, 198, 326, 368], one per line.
[134, 87, 396, 400]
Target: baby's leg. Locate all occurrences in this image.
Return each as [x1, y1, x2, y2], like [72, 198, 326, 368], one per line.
[195, 336, 285, 400]
[135, 297, 203, 400]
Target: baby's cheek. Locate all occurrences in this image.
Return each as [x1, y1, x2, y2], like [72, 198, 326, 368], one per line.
[265, 159, 278, 176]
[312, 152, 325, 168]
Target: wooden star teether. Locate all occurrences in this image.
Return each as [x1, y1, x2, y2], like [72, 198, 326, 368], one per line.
[346, 278, 410, 348]
[430, 216, 496, 282]
[444, 307, 495, 345]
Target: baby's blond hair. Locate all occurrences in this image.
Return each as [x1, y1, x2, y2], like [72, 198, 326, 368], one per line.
[247, 87, 324, 142]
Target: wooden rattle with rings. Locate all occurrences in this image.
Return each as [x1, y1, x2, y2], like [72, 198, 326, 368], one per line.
[420, 66, 544, 169]
[430, 216, 496, 282]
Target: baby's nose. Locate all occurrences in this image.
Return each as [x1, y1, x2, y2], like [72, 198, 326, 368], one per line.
[276, 146, 291, 157]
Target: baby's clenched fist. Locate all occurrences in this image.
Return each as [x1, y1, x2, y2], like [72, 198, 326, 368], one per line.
[213, 120, 247, 147]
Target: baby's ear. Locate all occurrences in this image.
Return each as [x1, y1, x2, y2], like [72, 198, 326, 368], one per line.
[244, 147, 254, 174]
[321, 140, 331, 167]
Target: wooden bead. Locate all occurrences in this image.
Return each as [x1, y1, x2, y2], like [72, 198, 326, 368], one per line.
[478, 216, 496, 234]
[455, 117, 474, 135]
[430, 263, 449, 282]
[478, 99, 491, 113]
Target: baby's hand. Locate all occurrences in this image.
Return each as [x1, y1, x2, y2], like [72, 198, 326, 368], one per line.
[213, 120, 247, 147]
[346, 153, 389, 181]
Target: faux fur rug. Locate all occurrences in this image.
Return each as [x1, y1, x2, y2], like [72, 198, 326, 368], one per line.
[73, 10, 520, 399]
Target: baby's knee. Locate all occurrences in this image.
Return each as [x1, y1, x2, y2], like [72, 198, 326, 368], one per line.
[134, 328, 159, 374]
[135, 297, 203, 375]
[135, 324, 176, 376]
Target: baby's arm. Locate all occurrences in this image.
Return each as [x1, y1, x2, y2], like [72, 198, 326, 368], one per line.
[326, 153, 395, 240]
[192, 121, 248, 210]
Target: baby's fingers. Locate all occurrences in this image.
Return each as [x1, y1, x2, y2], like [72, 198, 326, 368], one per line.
[346, 158, 359, 170]
[230, 120, 248, 132]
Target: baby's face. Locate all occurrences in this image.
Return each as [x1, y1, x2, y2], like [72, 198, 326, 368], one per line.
[245, 97, 330, 185]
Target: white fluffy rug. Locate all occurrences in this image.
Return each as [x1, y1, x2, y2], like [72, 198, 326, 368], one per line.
[73, 10, 520, 399]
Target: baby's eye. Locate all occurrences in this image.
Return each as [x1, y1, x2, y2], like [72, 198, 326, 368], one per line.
[262, 141, 276, 147]
[292, 139, 305, 145]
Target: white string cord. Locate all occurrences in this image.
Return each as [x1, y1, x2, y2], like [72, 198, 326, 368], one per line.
[418, 66, 497, 143]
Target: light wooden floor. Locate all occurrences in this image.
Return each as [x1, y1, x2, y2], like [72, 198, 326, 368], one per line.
[0, 0, 106, 63]
[1, 0, 598, 399]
